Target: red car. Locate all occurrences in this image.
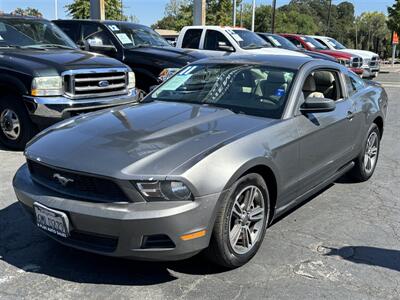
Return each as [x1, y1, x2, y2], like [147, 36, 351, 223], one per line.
[281, 34, 364, 75]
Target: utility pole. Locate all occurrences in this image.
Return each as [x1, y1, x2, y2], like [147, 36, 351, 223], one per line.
[54, 0, 58, 19]
[271, 0, 276, 33]
[251, 0, 256, 32]
[232, 0, 237, 26]
[194, 0, 206, 25]
[90, 0, 105, 20]
[240, 4, 244, 27]
[355, 19, 358, 49]
[326, 0, 332, 36]
[121, 0, 123, 20]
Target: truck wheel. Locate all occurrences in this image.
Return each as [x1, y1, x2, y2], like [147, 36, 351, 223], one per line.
[206, 173, 270, 268]
[349, 123, 380, 182]
[0, 93, 37, 150]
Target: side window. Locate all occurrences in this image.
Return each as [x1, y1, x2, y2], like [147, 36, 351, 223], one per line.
[204, 30, 233, 51]
[346, 72, 365, 96]
[181, 29, 202, 49]
[287, 37, 304, 49]
[55, 22, 80, 43]
[302, 70, 342, 100]
[82, 24, 114, 46]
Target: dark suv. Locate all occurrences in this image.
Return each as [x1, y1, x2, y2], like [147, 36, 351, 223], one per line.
[53, 20, 210, 92]
[0, 15, 137, 150]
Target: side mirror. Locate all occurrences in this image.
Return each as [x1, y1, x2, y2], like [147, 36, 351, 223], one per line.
[218, 41, 234, 52]
[300, 97, 336, 113]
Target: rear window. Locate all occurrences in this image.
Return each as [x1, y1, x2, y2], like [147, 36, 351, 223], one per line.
[182, 29, 202, 49]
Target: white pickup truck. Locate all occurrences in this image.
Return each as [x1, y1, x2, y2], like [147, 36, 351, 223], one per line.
[176, 26, 308, 58]
[310, 35, 380, 78]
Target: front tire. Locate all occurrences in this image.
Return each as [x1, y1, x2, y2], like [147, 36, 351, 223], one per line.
[0, 93, 37, 150]
[350, 123, 380, 182]
[206, 173, 270, 268]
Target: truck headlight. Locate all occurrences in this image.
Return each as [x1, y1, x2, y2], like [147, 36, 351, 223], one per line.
[136, 180, 193, 201]
[31, 76, 63, 96]
[338, 58, 350, 67]
[158, 68, 180, 82]
[128, 71, 136, 89]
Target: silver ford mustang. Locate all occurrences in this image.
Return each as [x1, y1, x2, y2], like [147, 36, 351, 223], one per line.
[13, 54, 388, 268]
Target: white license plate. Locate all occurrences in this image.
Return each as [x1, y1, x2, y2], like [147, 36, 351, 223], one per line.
[34, 202, 70, 238]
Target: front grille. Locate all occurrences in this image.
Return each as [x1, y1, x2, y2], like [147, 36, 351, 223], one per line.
[369, 56, 379, 68]
[28, 160, 129, 203]
[351, 57, 363, 68]
[64, 70, 128, 99]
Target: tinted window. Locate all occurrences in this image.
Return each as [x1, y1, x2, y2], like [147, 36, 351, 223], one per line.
[55, 22, 80, 43]
[286, 37, 304, 49]
[346, 72, 365, 96]
[150, 64, 296, 119]
[264, 34, 297, 50]
[300, 36, 327, 50]
[82, 23, 114, 46]
[182, 29, 202, 48]
[204, 30, 232, 51]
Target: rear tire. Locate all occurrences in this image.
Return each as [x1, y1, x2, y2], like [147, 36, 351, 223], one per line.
[349, 123, 380, 182]
[206, 173, 270, 269]
[0, 93, 37, 150]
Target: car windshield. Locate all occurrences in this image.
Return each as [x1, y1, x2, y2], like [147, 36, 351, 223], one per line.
[265, 34, 298, 51]
[106, 23, 170, 48]
[228, 30, 270, 50]
[149, 64, 296, 119]
[301, 36, 327, 50]
[0, 18, 77, 49]
[327, 38, 346, 50]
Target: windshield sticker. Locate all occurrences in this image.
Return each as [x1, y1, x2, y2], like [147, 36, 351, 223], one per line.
[327, 41, 336, 48]
[232, 33, 243, 42]
[116, 33, 132, 45]
[158, 74, 192, 91]
[275, 88, 285, 97]
[0, 23, 6, 32]
[108, 25, 120, 31]
[0, 35, 3, 41]
[306, 42, 315, 48]
[269, 37, 281, 46]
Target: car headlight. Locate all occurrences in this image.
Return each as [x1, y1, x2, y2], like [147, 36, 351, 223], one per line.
[136, 180, 193, 201]
[128, 71, 136, 89]
[31, 76, 63, 96]
[338, 58, 350, 67]
[158, 68, 180, 82]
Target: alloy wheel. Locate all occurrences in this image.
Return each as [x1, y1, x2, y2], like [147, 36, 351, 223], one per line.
[229, 185, 265, 255]
[364, 131, 379, 174]
[0, 108, 21, 140]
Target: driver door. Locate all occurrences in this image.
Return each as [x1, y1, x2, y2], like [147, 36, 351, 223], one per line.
[294, 68, 359, 198]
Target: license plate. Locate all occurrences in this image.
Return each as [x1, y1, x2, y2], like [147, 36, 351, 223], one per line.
[34, 202, 70, 238]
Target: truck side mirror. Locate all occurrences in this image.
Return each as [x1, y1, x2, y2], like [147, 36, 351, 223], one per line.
[218, 41, 234, 52]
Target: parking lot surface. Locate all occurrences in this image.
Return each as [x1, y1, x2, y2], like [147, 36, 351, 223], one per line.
[0, 72, 399, 300]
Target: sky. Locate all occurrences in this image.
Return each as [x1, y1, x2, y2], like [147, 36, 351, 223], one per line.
[0, 0, 396, 26]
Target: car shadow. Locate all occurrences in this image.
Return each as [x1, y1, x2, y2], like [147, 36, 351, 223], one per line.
[324, 246, 400, 272]
[0, 202, 226, 286]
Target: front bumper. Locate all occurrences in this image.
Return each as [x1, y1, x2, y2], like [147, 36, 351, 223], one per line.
[23, 89, 138, 128]
[13, 164, 220, 261]
[361, 65, 380, 78]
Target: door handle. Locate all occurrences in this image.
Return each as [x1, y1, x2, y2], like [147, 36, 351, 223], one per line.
[347, 111, 355, 120]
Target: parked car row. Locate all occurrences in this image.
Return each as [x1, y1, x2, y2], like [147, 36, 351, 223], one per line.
[1, 13, 388, 269]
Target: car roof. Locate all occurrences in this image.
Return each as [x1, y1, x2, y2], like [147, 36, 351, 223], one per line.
[183, 25, 248, 31]
[192, 54, 314, 70]
[0, 14, 46, 21]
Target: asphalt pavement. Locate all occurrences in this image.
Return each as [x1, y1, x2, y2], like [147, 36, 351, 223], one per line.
[0, 72, 399, 300]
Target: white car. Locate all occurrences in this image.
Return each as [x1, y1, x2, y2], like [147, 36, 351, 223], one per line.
[310, 35, 380, 78]
[176, 26, 308, 58]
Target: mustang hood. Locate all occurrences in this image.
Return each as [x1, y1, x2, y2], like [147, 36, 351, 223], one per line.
[26, 102, 276, 179]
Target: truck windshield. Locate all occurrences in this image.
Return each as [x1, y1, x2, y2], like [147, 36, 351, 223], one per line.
[149, 64, 296, 119]
[0, 18, 77, 49]
[228, 30, 269, 49]
[300, 36, 327, 50]
[265, 34, 298, 51]
[106, 23, 170, 48]
[327, 38, 346, 50]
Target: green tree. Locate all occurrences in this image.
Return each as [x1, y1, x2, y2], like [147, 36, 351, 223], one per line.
[387, 0, 400, 35]
[358, 12, 389, 52]
[12, 7, 42, 17]
[66, 0, 126, 20]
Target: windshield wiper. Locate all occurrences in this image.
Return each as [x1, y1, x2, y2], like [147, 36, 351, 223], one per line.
[203, 103, 244, 114]
[33, 44, 76, 50]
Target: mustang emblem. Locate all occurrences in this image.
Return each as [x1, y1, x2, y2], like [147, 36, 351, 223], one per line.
[98, 80, 110, 88]
[53, 173, 74, 187]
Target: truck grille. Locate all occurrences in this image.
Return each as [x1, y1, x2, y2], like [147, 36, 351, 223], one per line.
[27, 160, 130, 203]
[63, 68, 129, 99]
[369, 56, 379, 68]
[351, 57, 363, 68]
